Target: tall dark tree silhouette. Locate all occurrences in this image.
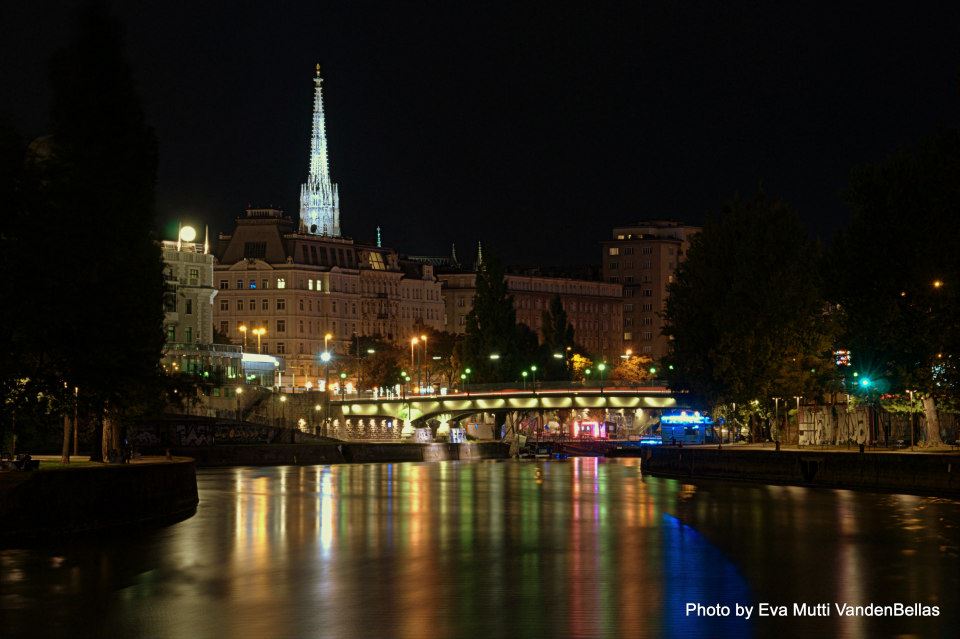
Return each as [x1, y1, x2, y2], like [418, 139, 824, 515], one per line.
[39, 3, 166, 459]
[829, 129, 960, 445]
[541, 294, 575, 379]
[663, 192, 834, 413]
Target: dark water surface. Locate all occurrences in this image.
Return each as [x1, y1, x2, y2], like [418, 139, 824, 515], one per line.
[2, 459, 958, 638]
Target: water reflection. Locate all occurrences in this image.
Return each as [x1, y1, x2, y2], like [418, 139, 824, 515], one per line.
[1, 459, 958, 638]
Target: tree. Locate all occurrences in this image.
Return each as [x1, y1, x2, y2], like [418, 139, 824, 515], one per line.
[663, 192, 834, 416]
[828, 130, 960, 445]
[540, 295, 575, 380]
[459, 253, 536, 382]
[37, 4, 166, 460]
[613, 355, 654, 385]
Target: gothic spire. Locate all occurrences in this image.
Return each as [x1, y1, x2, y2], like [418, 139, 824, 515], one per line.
[300, 64, 341, 236]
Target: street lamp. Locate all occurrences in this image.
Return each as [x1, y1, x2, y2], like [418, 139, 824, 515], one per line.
[772, 397, 782, 450]
[530, 365, 538, 392]
[598, 362, 607, 392]
[522, 370, 528, 389]
[235, 386, 243, 424]
[279, 394, 287, 428]
[253, 327, 266, 353]
[325, 332, 333, 352]
[489, 353, 500, 360]
[907, 389, 916, 450]
[340, 372, 347, 400]
[314, 403, 322, 435]
[239, 324, 248, 351]
[793, 396, 802, 446]
[421, 334, 429, 390]
[320, 350, 332, 394]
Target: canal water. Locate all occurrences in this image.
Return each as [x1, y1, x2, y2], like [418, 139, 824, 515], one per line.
[1, 458, 958, 638]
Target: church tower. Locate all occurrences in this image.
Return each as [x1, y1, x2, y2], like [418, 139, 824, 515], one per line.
[300, 64, 341, 236]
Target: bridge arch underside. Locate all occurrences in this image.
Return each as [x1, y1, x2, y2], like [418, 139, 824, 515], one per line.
[338, 395, 682, 426]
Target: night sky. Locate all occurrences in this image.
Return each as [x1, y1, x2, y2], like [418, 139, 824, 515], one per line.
[3, 1, 959, 265]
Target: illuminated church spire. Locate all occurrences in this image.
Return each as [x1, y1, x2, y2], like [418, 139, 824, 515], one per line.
[300, 64, 341, 236]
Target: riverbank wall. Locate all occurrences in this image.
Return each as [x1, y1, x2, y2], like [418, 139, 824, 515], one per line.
[0, 459, 198, 542]
[166, 441, 510, 467]
[640, 447, 960, 497]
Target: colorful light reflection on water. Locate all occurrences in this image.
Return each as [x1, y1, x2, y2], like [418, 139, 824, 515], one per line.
[1, 458, 958, 638]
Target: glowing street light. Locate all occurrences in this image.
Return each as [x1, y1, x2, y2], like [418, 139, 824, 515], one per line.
[933, 279, 944, 289]
[598, 362, 607, 392]
[324, 332, 333, 351]
[235, 386, 243, 424]
[489, 353, 501, 360]
[252, 327, 266, 353]
[279, 394, 287, 427]
[239, 324, 248, 350]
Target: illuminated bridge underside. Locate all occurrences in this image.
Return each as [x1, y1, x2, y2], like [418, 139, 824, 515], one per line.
[336, 391, 684, 423]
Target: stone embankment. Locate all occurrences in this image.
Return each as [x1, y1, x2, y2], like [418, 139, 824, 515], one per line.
[0, 458, 198, 541]
[639, 446, 960, 497]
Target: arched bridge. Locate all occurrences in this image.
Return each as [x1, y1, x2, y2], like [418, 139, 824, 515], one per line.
[329, 385, 689, 425]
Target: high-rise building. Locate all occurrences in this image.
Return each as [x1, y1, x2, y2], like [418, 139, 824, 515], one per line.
[601, 220, 701, 359]
[300, 65, 340, 237]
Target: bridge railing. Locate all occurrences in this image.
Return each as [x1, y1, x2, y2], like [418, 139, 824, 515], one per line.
[329, 379, 672, 402]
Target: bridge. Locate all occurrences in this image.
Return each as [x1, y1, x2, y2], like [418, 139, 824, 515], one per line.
[328, 384, 689, 431]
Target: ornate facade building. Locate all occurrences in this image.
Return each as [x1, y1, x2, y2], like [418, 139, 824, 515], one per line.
[601, 220, 700, 359]
[213, 208, 443, 382]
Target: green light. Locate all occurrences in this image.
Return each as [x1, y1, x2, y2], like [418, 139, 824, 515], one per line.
[598, 363, 606, 371]
[852, 371, 859, 377]
[465, 368, 472, 374]
[531, 365, 537, 371]
[460, 374, 466, 380]
[649, 367, 656, 374]
[522, 371, 528, 377]
[340, 372, 346, 379]
[668, 364, 674, 370]
[585, 369, 591, 375]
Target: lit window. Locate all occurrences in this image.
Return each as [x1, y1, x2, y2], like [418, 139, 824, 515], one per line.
[308, 280, 314, 290]
[609, 247, 620, 255]
[315, 279, 321, 291]
[277, 278, 286, 289]
[623, 332, 632, 341]
[249, 280, 257, 289]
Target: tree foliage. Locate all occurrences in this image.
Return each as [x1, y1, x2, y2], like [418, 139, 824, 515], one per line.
[458, 253, 538, 382]
[0, 4, 166, 457]
[663, 192, 834, 408]
[540, 295, 575, 379]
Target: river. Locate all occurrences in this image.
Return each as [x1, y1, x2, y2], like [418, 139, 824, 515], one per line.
[1, 458, 958, 638]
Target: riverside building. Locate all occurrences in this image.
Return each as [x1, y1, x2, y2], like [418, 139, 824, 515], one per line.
[601, 220, 700, 359]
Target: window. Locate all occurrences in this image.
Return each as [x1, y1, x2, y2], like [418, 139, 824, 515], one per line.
[219, 321, 228, 334]
[624, 247, 634, 255]
[277, 299, 286, 311]
[277, 278, 286, 289]
[261, 299, 268, 311]
[642, 331, 653, 341]
[166, 325, 176, 342]
[308, 280, 314, 290]
[299, 299, 305, 311]
[641, 246, 653, 255]
[624, 276, 634, 284]
[185, 299, 193, 315]
[219, 280, 228, 290]
[185, 326, 193, 342]
[608, 247, 619, 256]
[298, 343, 305, 354]
[236, 279, 243, 289]
[332, 301, 337, 313]
[642, 303, 653, 312]
[243, 242, 267, 259]
[277, 320, 286, 332]
[220, 300, 229, 311]
[641, 260, 652, 269]
[609, 262, 619, 270]
[298, 320, 304, 333]
[642, 289, 653, 297]
[261, 280, 268, 289]
[642, 346, 653, 354]
[249, 280, 257, 289]
[276, 342, 285, 354]
[623, 332, 632, 341]
[315, 279, 321, 291]
[641, 317, 653, 326]
[624, 304, 634, 312]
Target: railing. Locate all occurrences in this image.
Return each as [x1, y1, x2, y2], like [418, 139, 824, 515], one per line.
[164, 342, 243, 355]
[329, 380, 672, 402]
